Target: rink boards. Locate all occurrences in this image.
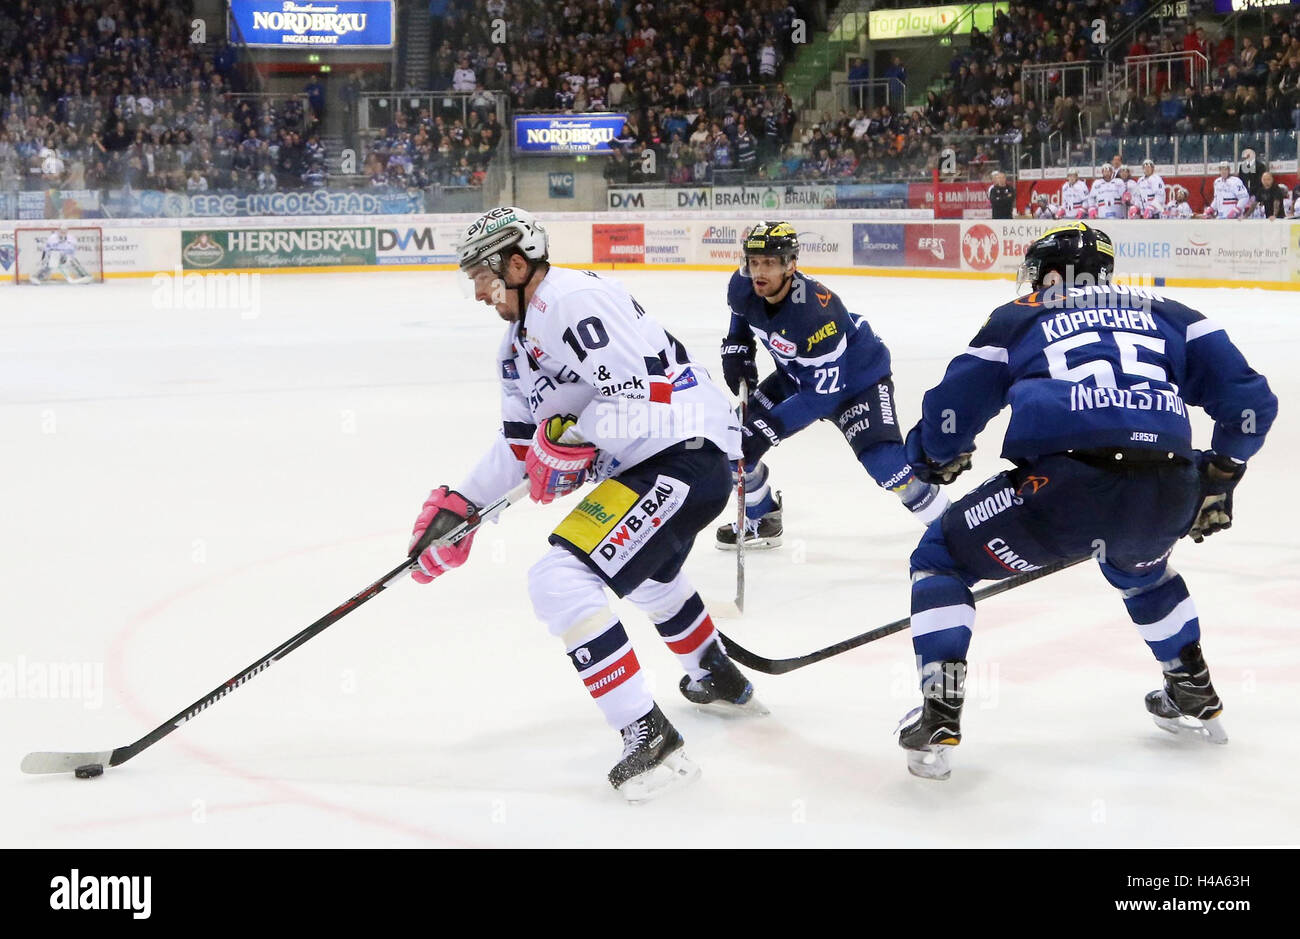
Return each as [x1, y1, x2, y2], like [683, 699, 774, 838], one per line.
[1, 213, 1297, 289]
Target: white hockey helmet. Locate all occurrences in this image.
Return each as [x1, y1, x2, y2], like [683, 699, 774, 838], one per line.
[457, 206, 548, 274]
[1142, 158, 1154, 168]
[1100, 163, 1114, 177]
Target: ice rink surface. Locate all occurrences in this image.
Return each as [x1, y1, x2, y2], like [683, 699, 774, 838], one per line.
[3, 269, 1296, 848]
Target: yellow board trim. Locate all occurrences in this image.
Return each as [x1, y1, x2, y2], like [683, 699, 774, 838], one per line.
[552, 480, 641, 553]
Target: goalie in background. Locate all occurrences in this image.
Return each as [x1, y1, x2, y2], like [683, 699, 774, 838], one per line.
[31, 227, 93, 285]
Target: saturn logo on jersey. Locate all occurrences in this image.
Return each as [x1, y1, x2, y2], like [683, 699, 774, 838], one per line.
[963, 486, 1022, 529]
[768, 334, 797, 357]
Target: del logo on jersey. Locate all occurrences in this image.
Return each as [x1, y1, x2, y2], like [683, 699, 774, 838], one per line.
[768, 334, 797, 357]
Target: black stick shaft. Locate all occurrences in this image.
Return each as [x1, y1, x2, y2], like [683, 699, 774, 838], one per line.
[720, 555, 1089, 675]
[735, 380, 747, 612]
[105, 482, 528, 768]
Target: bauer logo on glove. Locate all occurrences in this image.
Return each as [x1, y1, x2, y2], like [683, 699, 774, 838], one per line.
[526, 415, 597, 504]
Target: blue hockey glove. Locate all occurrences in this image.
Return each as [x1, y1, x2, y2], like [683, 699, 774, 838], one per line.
[905, 424, 973, 485]
[1189, 451, 1246, 543]
[721, 334, 758, 397]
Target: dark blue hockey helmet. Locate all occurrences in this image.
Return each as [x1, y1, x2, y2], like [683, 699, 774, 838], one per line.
[1016, 222, 1115, 291]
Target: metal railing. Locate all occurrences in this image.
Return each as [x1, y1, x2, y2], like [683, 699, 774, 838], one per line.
[359, 91, 508, 140]
[706, 84, 793, 118]
[1114, 51, 1209, 100]
[833, 78, 906, 114]
[1019, 61, 1107, 107]
[1034, 130, 1299, 173]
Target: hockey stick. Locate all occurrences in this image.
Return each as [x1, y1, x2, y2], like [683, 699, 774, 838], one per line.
[20, 480, 531, 777]
[735, 379, 748, 613]
[719, 554, 1089, 675]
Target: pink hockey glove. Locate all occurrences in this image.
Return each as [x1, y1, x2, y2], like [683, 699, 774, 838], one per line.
[526, 416, 596, 504]
[409, 486, 478, 583]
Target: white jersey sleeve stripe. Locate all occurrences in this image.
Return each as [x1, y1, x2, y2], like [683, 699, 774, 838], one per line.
[964, 344, 1010, 363]
[1186, 319, 1223, 342]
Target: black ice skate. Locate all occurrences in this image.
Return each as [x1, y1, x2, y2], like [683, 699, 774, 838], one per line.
[896, 659, 966, 780]
[679, 640, 769, 717]
[608, 704, 701, 803]
[716, 492, 783, 550]
[1145, 641, 1228, 744]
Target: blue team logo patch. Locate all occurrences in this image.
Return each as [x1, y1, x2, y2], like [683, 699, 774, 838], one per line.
[501, 358, 519, 380]
[671, 367, 698, 391]
[0, 245, 12, 272]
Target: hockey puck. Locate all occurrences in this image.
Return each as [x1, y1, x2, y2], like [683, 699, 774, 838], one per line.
[74, 763, 104, 779]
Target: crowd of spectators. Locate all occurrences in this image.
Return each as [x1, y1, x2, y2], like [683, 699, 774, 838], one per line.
[1110, 9, 1300, 136]
[398, 0, 808, 187]
[0, 0, 339, 195]
[777, 1, 1300, 184]
[3, 0, 1299, 200]
[362, 96, 506, 190]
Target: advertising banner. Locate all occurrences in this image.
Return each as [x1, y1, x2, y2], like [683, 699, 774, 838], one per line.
[592, 223, 645, 264]
[851, 223, 906, 266]
[643, 223, 691, 265]
[834, 183, 909, 209]
[869, 3, 1009, 40]
[793, 224, 853, 267]
[958, 220, 1053, 273]
[180, 228, 377, 270]
[17, 190, 103, 220]
[375, 223, 462, 264]
[909, 182, 992, 218]
[1292, 223, 1300, 283]
[904, 223, 962, 269]
[229, 0, 395, 48]
[607, 187, 710, 211]
[694, 222, 746, 265]
[516, 114, 628, 154]
[1213, 0, 1295, 12]
[1104, 221, 1290, 282]
[711, 185, 838, 211]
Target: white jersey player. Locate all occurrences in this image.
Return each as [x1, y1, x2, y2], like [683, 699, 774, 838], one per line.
[31, 227, 92, 284]
[1030, 193, 1055, 219]
[1088, 165, 1126, 219]
[1055, 170, 1089, 219]
[1117, 166, 1141, 217]
[1135, 159, 1165, 219]
[1206, 160, 1250, 219]
[1167, 185, 1195, 218]
[404, 206, 764, 804]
